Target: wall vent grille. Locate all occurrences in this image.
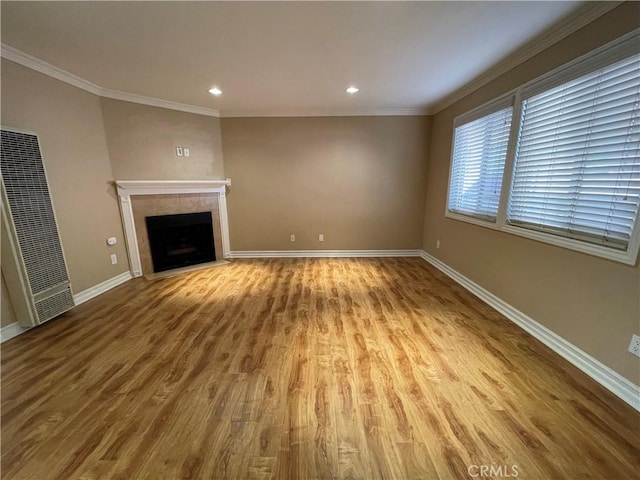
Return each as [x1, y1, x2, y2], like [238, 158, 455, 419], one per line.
[35, 288, 75, 324]
[1, 129, 74, 323]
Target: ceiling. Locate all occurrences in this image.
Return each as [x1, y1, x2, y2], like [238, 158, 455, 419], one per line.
[1, 1, 595, 117]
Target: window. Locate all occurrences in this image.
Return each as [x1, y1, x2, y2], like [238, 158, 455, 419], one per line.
[509, 54, 639, 251]
[446, 31, 640, 264]
[448, 103, 513, 221]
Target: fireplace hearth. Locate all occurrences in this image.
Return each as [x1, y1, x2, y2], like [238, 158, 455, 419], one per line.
[145, 211, 216, 273]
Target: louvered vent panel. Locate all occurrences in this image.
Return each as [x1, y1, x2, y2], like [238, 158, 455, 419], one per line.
[1, 129, 74, 324]
[1, 130, 70, 295]
[35, 288, 74, 324]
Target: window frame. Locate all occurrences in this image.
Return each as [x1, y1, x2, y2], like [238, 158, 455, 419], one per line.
[444, 28, 640, 265]
[445, 93, 515, 224]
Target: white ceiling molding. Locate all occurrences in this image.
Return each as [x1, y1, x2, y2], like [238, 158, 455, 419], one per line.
[1, 42, 427, 118]
[220, 106, 431, 118]
[0, 1, 620, 120]
[430, 1, 623, 114]
[100, 88, 221, 118]
[1, 43, 103, 96]
[1, 43, 221, 118]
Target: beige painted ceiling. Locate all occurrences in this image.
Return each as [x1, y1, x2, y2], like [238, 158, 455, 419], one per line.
[1, 1, 590, 117]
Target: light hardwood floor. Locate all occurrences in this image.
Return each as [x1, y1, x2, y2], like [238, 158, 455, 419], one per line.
[1, 258, 638, 479]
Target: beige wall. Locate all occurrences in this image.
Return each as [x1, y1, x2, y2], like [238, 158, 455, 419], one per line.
[422, 2, 640, 384]
[101, 99, 224, 181]
[222, 116, 430, 251]
[1, 273, 17, 328]
[1, 59, 128, 294]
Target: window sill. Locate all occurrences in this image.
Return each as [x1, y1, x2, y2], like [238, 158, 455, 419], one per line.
[445, 210, 639, 266]
[444, 211, 499, 230]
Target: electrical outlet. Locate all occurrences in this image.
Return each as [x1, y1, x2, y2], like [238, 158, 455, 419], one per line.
[290, 234, 296, 242]
[184, 148, 190, 157]
[110, 253, 118, 265]
[436, 240, 440, 249]
[628, 334, 640, 358]
[319, 234, 324, 242]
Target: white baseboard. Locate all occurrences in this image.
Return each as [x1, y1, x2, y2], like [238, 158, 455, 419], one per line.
[72, 271, 133, 306]
[1, 271, 133, 343]
[419, 250, 640, 411]
[0, 322, 31, 343]
[228, 249, 423, 259]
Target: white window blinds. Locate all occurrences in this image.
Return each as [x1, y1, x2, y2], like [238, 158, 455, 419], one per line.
[448, 105, 513, 221]
[508, 54, 640, 250]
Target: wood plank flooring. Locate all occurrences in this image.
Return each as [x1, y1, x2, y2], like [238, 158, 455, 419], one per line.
[1, 258, 638, 479]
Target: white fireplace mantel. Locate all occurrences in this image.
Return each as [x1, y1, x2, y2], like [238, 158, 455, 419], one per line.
[115, 179, 232, 277]
[116, 179, 231, 196]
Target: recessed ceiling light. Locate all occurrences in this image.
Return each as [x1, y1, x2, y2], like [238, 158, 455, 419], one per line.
[346, 86, 359, 94]
[208, 87, 222, 96]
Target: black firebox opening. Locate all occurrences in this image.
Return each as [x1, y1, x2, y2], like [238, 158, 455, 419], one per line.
[146, 212, 215, 273]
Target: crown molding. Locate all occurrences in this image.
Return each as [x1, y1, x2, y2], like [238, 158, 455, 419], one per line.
[1, 43, 103, 96]
[1, 0, 618, 120]
[1, 43, 221, 118]
[1, 42, 422, 119]
[100, 88, 220, 117]
[429, 1, 623, 114]
[220, 106, 431, 118]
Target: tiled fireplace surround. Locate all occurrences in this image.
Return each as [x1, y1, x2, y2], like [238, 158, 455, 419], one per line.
[115, 180, 231, 277]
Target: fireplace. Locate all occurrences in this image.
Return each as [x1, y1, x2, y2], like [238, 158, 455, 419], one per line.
[115, 180, 231, 277]
[145, 211, 216, 273]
